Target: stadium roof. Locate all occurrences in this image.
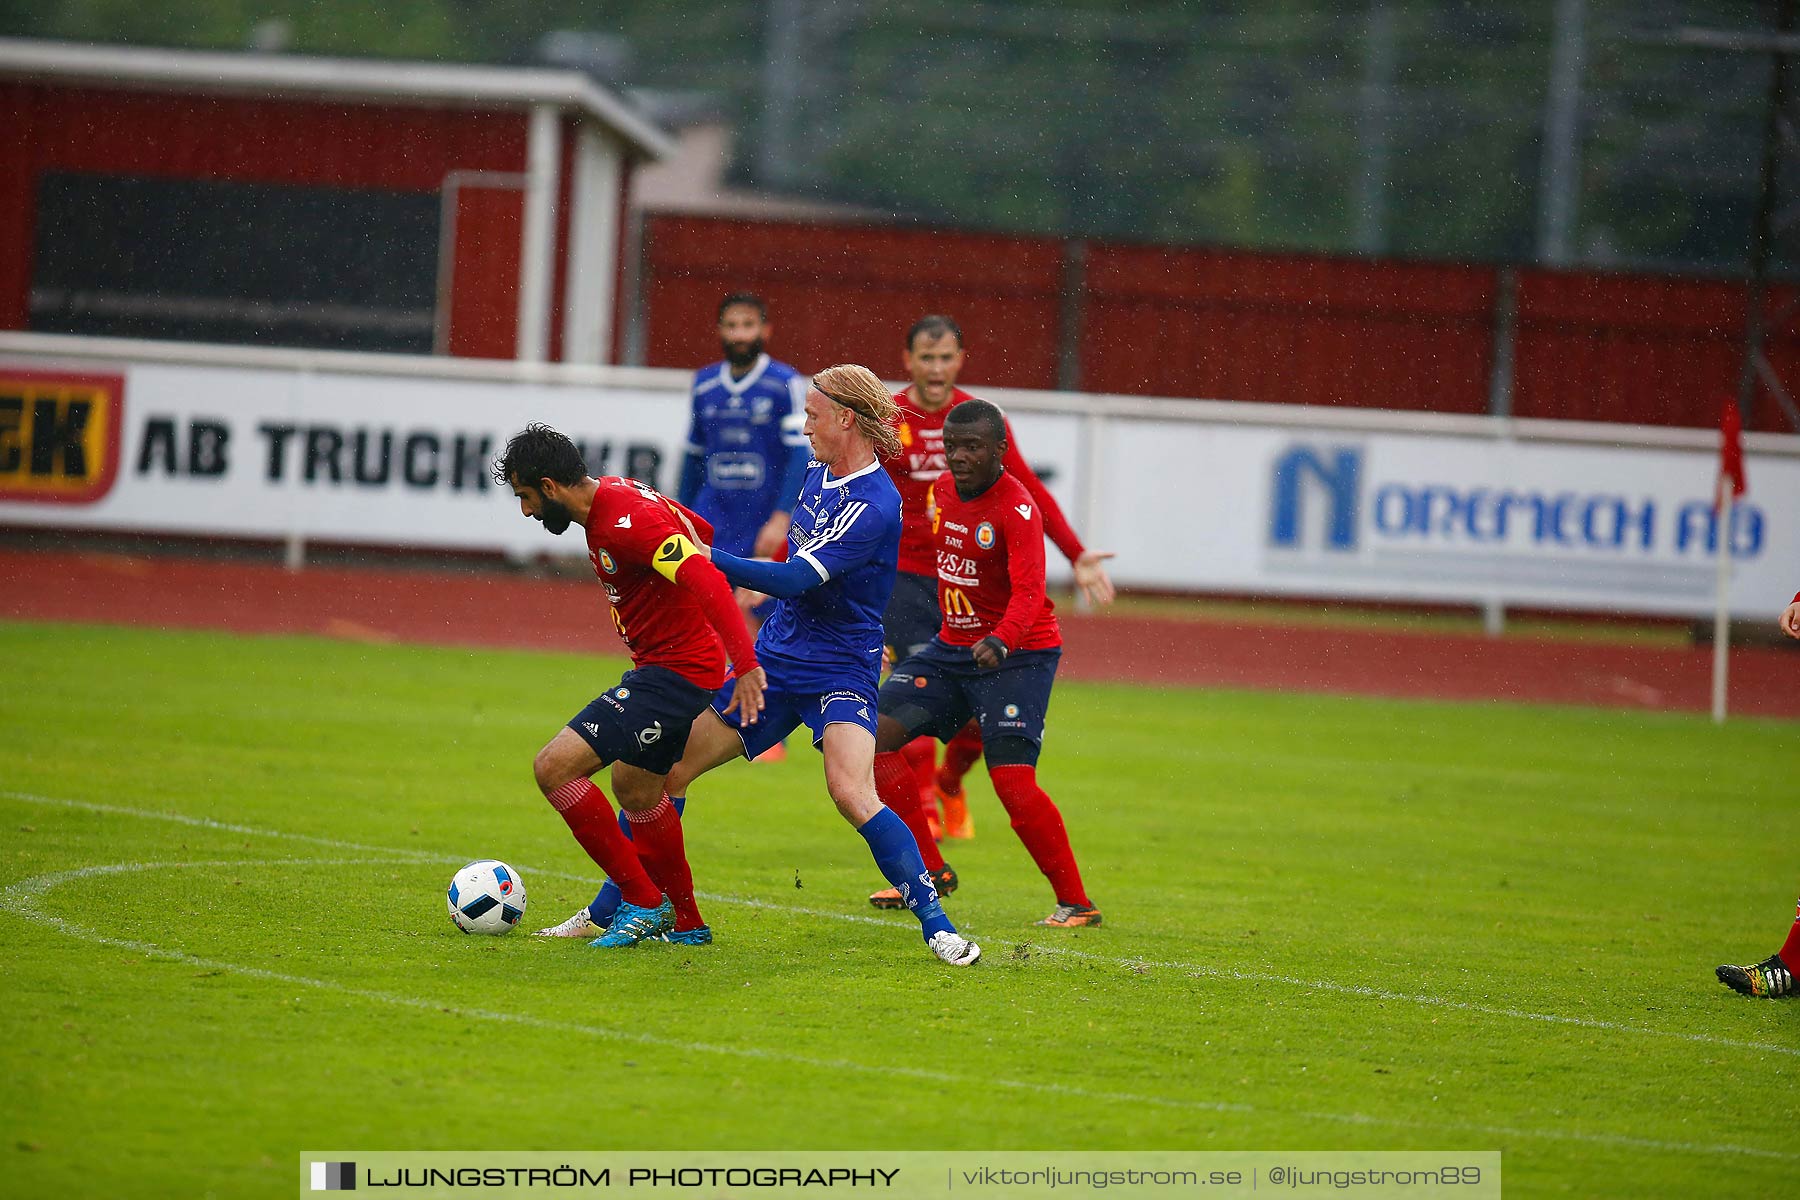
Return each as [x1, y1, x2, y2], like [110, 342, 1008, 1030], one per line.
[0, 37, 675, 160]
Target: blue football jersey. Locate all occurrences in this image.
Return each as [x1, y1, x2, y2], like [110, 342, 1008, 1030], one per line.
[755, 459, 901, 696]
[683, 354, 808, 557]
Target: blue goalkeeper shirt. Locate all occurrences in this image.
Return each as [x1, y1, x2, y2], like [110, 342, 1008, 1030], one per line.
[677, 354, 810, 558]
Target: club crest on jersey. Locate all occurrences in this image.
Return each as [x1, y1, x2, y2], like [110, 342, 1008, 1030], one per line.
[598, 549, 618, 573]
[1004, 704, 1020, 718]
[615, 687, 631, 700]
[975, 521, 996, 549]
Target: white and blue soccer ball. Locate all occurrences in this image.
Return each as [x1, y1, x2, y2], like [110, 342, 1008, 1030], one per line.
[447, 860, 527, 935]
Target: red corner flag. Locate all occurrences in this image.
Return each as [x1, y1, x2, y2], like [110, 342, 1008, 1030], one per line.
[1718, 398, 1747, 505]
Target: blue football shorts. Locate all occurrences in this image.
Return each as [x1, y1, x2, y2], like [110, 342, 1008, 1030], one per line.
[710, 673, 880, 760]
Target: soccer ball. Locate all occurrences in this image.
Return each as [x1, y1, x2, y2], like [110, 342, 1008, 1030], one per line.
[447, 860, 527, 935]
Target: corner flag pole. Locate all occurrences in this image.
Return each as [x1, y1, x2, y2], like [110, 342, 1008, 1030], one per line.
[1711, 475, 1732, 725]
[1711, 398, 1747, 725]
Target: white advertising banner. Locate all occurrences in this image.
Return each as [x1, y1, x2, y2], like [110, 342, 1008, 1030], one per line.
[1086, 420, 1798, 618]
[0, 359, 690, 556]
[1, 348, 1795, 618]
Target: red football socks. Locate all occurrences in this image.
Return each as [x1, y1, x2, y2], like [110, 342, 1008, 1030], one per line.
[545, 778, 662, 909]
[1779, 898, 1800, 970]
[900, 736, 937, 799]
[937, 721, 985, 793]
[989, 764, 1090, 907]
[625, 796, 705, 931]
[874, 750, 946, 872]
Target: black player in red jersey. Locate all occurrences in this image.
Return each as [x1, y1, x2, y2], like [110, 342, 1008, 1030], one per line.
[864, 399, 1101, 927]
[884, 316, 1116, 841]
[495, 423, 765, 949]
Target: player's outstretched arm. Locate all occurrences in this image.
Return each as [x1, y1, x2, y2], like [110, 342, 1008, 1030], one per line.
[1072, 549, 1117, 607]
[707, 547, 828, 599]
[997, 419, 1082, 549]
[997, 419, 1115, 606]
[1781, 593, 1800, 639]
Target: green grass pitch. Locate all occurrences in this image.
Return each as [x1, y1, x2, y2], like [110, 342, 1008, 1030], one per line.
[1, 620, 1795, 1198]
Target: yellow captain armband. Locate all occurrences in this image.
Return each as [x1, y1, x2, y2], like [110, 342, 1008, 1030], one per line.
[653, 533, 699, 582]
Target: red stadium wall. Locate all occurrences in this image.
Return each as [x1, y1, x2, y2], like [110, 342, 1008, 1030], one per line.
[0, 81, 528, 359]
[1081, 244, 1495, 413]
[641, 215, 1066, 389]
[640, 213, 1797, 432]
[1510, 269, 1800, 430]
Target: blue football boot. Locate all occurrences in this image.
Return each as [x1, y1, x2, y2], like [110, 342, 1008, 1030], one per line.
[588, 896, 673, 948]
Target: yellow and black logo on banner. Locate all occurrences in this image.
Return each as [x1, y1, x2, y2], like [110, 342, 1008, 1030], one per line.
[0, 370, 123, 503]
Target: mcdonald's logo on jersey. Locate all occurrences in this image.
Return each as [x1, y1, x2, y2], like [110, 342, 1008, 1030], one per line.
[0, 369, 123, 504]
[941, 585, 976, 617]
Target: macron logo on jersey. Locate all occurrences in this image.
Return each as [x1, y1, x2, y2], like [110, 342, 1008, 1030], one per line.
[615, 515, 632, 529]
[1016, 504, 1032, 519]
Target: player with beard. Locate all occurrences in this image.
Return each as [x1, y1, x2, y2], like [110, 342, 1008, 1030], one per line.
[882, 314, 1115, 857]
[497, 423, 764, 949]
[677, 293, 806, 772]
[678, 292, 810, 573]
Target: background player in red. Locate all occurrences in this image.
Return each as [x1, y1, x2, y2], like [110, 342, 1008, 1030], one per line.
[885, 314, 1115, 842]
[865, 398, 1101, 927]
[495, 423, 765, 949]
[1713, 587, 1800, 998]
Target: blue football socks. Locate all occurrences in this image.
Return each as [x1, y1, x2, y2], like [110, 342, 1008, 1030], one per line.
[857, 806, 955, 941]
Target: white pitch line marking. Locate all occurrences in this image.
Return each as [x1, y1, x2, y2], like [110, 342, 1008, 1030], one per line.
[4, 854, 1793, 1164]
[6, 789, 1797, 1066]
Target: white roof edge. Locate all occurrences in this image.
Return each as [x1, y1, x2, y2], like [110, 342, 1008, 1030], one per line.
[0, 36, 675, 160]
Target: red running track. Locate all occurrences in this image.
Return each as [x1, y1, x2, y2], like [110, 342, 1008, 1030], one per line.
[2, 548, 1795, 719]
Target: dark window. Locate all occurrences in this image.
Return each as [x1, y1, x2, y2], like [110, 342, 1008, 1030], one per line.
[30, 173, 440, 353]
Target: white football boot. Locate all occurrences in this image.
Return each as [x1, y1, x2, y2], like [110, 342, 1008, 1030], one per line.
[533, 907, 604, 938]
[927, 930, 981, 966]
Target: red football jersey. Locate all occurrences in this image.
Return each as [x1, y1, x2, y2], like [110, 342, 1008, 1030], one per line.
[888, 386, 1086, 576]
[583, 477, 739, 689]
[931, 469, 1061, 652]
